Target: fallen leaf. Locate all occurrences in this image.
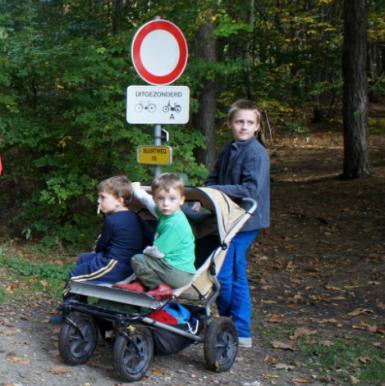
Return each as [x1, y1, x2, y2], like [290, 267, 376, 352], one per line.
[309, 294, 330, 302]
[266, 355, 279, 364]
[0, 318, 14, 327]
[352, 321, 382, 333]
[268, 313, 283, 323]
[349, 375, 360, 384]
[1, 328, 17, 336]
[344, 284, 360, 290]
[310, 317, 339, 325]
[272, 340, 295, 351]
[292, 376, 311, 384]
[290, 327, 317, 340]
[331, 295, 346, 301]
[290, 293, 304, 304]
[6, 352, 30, 365]
[348, 308, 374, 317]
[48, 366, 68, 374]
[151, 367, 166, 376]
[51, 325, 61, 334]
[265, 373, 281, 380]
[286, 261, 296, 271]
[357, 356, 371, 364]
[261, 299, 277, 304]
[319, 340, 334, 347]
[274, 363, 296, 371]
[324, 283, 345, 291]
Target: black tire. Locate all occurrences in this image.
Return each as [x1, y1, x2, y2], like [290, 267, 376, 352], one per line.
[204, 317, 238, 372]
[113, 326, 154, 382]
[59, 312, 98, 365]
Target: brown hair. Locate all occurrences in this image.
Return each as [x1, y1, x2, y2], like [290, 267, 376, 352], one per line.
[151, 173, 185, 196]
[228, 99, 261, 126]
[97, 175, 133, 207]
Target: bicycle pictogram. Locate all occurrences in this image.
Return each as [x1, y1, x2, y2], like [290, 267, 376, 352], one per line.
[135, 101, 156, 113]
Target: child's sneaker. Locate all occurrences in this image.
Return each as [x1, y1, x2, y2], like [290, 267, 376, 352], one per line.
[114, 281, 145, 292]
[238, 337, 252, 348]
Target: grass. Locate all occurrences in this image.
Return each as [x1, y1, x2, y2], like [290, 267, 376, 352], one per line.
[259, 322, 385, 385]
[298, 336, 385, 385]
[0, 245, 72, 302]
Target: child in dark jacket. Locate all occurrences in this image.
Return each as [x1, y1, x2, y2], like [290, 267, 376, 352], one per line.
[52, 175, 145, 323]
[205, 99, 270, 348]
[69, 175, 145, 284]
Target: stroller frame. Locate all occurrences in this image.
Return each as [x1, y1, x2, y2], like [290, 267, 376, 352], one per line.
[58, 187, 257, 382]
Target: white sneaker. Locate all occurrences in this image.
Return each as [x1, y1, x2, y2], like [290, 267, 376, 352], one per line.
[238, 337, 252, 348]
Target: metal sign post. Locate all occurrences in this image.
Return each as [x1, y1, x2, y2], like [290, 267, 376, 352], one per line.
[154, 124, 162, 177]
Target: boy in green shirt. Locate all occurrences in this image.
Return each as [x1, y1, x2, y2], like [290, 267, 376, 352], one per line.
[123, 173, 195, 297]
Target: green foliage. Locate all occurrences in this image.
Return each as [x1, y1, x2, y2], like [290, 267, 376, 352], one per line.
[284, 121, 310, 136]
[0, 0, 384, 245]
[0, 246, 72, 301]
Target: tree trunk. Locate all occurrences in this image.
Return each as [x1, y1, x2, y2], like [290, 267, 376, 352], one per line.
[193, 22, 217, 170]
[112, 0, 123, 35]
[342, 0, 370, 179]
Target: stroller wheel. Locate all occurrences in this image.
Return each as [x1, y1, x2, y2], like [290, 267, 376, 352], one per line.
[59, 312, 98, 365]
[113, 326, 154, 382]
[204, 317, 238, 372]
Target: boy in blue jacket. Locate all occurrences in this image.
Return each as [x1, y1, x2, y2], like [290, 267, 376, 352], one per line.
[206, 99, 270, 347]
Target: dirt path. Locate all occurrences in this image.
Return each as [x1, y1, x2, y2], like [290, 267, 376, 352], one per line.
[0, 300, 269, 386]
[1, 132, 384, 386]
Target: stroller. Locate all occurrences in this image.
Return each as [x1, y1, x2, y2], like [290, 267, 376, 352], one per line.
[58, 187, 257, 382]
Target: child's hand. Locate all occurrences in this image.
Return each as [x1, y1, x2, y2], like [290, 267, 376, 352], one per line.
[191, 201, 201, 211]
[132, 182, 141, 191]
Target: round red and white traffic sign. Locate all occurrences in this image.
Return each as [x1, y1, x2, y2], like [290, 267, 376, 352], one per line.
[131, 19, 188, 85]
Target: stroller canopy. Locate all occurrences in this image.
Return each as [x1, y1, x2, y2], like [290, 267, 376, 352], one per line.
[131, 186, 252, 244]
[183, 187, 250, 243]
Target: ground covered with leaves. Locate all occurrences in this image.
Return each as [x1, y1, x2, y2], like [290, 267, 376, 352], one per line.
[0, 131, 384, 386]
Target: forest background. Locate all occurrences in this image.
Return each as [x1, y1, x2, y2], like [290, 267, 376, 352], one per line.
[0, 2, 385, 384]
[0, 0, 384, 248]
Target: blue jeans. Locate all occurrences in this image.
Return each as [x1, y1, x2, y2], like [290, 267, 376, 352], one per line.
[217, 230, 259, 338]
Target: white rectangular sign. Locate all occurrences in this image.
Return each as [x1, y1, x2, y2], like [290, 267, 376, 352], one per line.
[126, 85, 190, 124]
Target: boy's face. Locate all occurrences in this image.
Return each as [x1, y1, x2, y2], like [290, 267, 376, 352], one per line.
[98, 191, 124, 214]
[153, 187, 185, 216]
[229, 109, 260, 142]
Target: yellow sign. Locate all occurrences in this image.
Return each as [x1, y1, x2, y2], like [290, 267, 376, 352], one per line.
[137, 145, 172, 165]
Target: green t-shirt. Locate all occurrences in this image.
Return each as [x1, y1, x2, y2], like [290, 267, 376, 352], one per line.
[154, 209, 196, 274]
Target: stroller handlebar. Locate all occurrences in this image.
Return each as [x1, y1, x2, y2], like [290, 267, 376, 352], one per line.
[241, 197, 258, 214]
